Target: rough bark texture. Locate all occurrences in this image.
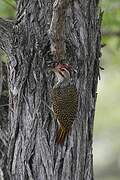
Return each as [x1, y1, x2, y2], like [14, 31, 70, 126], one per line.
[0, 56, 9, 180]
[0, 0, 101, 179]
[49, 0, 69, 61]
[0, 58, 3, 97]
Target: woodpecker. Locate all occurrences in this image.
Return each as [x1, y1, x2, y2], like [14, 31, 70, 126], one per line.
[51, 63, 78, 144]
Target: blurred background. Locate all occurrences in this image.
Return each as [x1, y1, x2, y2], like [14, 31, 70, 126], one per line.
[0, 0, 120, 179]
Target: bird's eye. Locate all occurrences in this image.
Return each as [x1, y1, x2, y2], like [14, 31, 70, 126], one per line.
[60, 68, 65, 71]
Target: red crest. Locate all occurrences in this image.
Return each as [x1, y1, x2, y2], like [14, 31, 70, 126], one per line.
[55, 63, 72, 72]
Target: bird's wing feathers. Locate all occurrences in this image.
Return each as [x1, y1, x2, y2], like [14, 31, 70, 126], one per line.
[52, 85, 78, 129]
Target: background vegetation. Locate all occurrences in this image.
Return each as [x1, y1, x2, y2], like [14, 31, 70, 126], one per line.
[94, 1, 120, 180]
[0, 0, 120, 179]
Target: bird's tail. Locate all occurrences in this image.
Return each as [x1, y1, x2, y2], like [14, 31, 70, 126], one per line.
[55, 127, 69, 144]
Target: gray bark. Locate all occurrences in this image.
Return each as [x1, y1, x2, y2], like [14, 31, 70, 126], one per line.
[0, 0, 102, 179]
[0, 58, 3, 97]
[0, 55, 9, 180]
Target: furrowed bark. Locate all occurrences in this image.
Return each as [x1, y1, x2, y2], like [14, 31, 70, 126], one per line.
[0, 0, 101, 179]
[49, 0, 69, 61]
[0, 58, 2, 97]
[0, 52, 9, 179]
[0, 18, 14, 51]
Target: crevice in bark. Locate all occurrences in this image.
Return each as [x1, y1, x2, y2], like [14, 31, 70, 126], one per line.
[0, 54, 9, 179]
[49, 0, 70, 62]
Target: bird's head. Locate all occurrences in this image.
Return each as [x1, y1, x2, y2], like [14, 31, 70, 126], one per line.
[52, 63, 72, 83]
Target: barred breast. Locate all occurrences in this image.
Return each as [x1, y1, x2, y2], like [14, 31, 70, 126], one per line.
[51, 84, 78, 144]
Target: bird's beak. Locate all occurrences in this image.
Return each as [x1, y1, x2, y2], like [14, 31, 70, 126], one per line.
[73, 68, 77, 73]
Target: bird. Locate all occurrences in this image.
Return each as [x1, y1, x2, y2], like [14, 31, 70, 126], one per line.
[51, 63, 78, 144]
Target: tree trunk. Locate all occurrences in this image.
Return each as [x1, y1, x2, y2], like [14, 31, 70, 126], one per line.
[0, 55, 9, 179]
[0, 0, 101, 179]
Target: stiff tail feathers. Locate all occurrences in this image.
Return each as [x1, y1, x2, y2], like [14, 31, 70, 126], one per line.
[55, 127, 68, 144]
